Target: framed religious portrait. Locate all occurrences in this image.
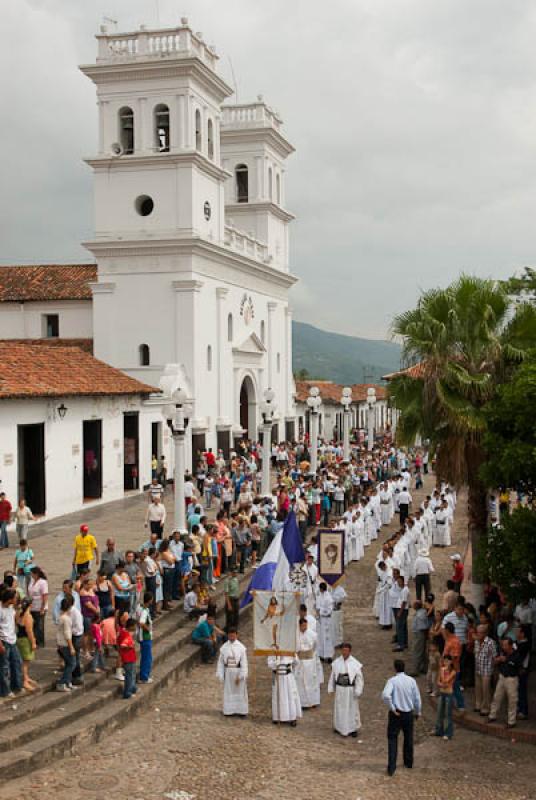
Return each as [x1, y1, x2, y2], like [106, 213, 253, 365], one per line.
[317, 528, 345, 586]
[252, 590, 299, 656]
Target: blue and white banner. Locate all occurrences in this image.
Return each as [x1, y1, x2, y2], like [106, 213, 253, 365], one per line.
[241, 512, 305, 607]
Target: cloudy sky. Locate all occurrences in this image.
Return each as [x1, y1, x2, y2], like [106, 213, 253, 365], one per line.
[2, 0, 536, 338]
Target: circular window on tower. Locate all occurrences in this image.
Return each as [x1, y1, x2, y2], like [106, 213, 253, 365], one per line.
[204, 201, 211, 221]
[135, 195, 154, 216]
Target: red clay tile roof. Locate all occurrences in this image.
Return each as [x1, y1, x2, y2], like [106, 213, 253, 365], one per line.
[0, 342, 156, 400]
[0, 264, 97, 302]
[6, 338, 94, 354]
[382, 363, 424, 381]
[295, 380, 386, 404]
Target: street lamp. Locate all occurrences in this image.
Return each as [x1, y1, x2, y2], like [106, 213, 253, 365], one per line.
[340, 387, 352, 462]
[259, 387, 277, 498]
[306, 386, 322, 474]
[164, 387, 189, 532]
[366, 387, 376, 452]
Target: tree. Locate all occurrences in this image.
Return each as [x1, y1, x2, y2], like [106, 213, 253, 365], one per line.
[480, 356, 536, 490]
[389, 275, 536, 601]
[502, 267, 536, 300]
[294, 368, 310, 381]
[479, 509, 536, 603]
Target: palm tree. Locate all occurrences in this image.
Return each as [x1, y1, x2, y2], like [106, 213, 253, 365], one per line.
[389, 275, 536, 601]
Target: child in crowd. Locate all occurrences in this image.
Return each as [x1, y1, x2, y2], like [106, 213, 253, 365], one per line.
[101, 607, 117, 658]
[426, 640, 440, 697]
[118, 618, 138, 699]
[434, 654, 457, 740]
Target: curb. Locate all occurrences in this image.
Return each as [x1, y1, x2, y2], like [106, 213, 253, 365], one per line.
[427, 695, 536, 745]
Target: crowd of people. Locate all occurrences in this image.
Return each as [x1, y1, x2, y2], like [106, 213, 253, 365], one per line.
[0, 434, 534, 774]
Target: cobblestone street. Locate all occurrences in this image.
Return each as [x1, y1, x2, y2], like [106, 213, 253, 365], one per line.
[1, 478, 535, 800]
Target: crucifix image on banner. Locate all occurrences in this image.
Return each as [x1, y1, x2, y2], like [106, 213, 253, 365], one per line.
[253, 591, 299, 656]
[317, 528, 346, 586]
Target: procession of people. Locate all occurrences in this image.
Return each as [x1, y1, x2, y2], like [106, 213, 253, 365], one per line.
[1, 430, 534, 779]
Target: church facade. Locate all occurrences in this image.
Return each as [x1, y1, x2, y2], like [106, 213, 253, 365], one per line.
[0, 19, 298, 519]
[82, 19, 297, 456]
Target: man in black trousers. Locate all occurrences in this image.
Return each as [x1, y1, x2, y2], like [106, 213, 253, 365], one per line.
[381, 659, 422, 776]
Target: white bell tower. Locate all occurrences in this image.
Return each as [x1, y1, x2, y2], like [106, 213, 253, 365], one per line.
[80, 19, 233, 246]
[220, 96, 295, 271]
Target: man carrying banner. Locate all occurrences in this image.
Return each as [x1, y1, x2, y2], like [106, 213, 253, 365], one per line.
[295, 618, 322, 708]
[216, 628, 248, 717]
[328, 642, 364, 736]
[267, 653, 302, 725]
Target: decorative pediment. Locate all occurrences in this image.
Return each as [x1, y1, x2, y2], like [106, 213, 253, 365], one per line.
[232, 333, 266, 356]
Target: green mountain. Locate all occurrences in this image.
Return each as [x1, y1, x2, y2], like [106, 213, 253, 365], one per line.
[292, 321, 401, 384]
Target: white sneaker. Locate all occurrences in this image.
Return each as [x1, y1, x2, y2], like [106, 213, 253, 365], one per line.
[56, 684, 72, 692]
[114, 670, 125, 682]
[140, 677, 154, 684]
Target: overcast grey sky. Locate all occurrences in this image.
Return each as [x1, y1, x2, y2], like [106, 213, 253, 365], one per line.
[2, 0, 536, 338]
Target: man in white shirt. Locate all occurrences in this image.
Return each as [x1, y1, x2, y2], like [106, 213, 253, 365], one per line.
[393, 576, 410, 652]
[382, 659, 422, 776]
[145, 496, 166, 536]
[414, 549, 434, 602]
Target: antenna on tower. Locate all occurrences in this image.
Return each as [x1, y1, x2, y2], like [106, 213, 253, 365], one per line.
[227, 56, 239, 103]
[103, 16, 118, 30]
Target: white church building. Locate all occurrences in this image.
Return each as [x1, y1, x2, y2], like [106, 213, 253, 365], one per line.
[0, 19, 298, 520]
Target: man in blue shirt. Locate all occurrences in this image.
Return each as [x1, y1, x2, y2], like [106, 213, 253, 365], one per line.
[382, 659, 422, 776]
[191, 614, 224, 663]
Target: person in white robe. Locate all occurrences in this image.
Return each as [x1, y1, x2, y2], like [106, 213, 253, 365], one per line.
[303, 553, 319, 616]
[332, 584, 347, 647]
[354, 513, 365, 560]
[370, 490, 382, 537]
[379, 484, 392, 526]
[295, 619, 323, 708]
[316, 583, 335, 661]
[375, 562, 393, 628]
[299, 603, 317, 634]
[433, 503, 451, 546]
[216, 629, 248, 716]
[267, 653, 302, 725]
[345, 517, 357, 563]
[327, 643, 364, 736]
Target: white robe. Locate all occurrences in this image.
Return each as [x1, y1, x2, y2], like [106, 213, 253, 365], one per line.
[328, 655, 364, 735]
[331, 585, 347, 647]
[303, 563, 319, 616]
[354, 518, 365, 560]
[316, 592, 335, 660]
[267, 655, 302, 722]
[295, 629, 323, 707]
[375, 571, 393, 626]
[216, 640, 249, 716]
[380, 490, 392, 525]
[433, 509, 451, 546]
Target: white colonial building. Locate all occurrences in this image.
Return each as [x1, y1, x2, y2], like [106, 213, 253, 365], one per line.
[0, 19, 298, 520]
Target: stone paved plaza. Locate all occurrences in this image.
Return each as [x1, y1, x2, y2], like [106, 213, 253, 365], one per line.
[1, 477, 535, 800]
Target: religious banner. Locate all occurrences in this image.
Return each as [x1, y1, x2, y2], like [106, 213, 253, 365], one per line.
[252, 590, 299, 656]
[317, 528, 345, 586]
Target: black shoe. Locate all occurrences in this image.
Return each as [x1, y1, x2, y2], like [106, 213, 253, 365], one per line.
[387, 769, 395, 777]
[350, 731, 358, 738]
[290, 720, 297, 727]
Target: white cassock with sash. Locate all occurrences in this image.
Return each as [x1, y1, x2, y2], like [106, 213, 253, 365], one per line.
[295, 629, 323, 707]
[380, 490, 391, 525]
[328, 654, 364, 735]
[354, 517, 365, 560]
[345, 520, 357, 562]
[316, 591, 335, 660]
[267, 655, 302, 722]
[216, 640, 248, 716]
[433, 508, 451, 546]
[331, 585, 347, 647]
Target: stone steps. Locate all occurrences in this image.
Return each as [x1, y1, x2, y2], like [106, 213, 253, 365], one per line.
[0, 572, 253, 781]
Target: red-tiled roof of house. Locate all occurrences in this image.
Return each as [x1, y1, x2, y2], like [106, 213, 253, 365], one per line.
[382, 363, 425, 381]
[0, 342, 156, 400]
[0, 264, 97, 302]
[295, 380, 387, 404]
[6, 338, 94, 354]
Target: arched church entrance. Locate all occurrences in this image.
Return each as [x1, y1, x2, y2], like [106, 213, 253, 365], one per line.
[239, 375, 257, 440]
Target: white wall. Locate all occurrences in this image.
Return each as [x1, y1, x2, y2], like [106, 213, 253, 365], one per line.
[0, 300, 93, 339]
[0, 395, 168, 521]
